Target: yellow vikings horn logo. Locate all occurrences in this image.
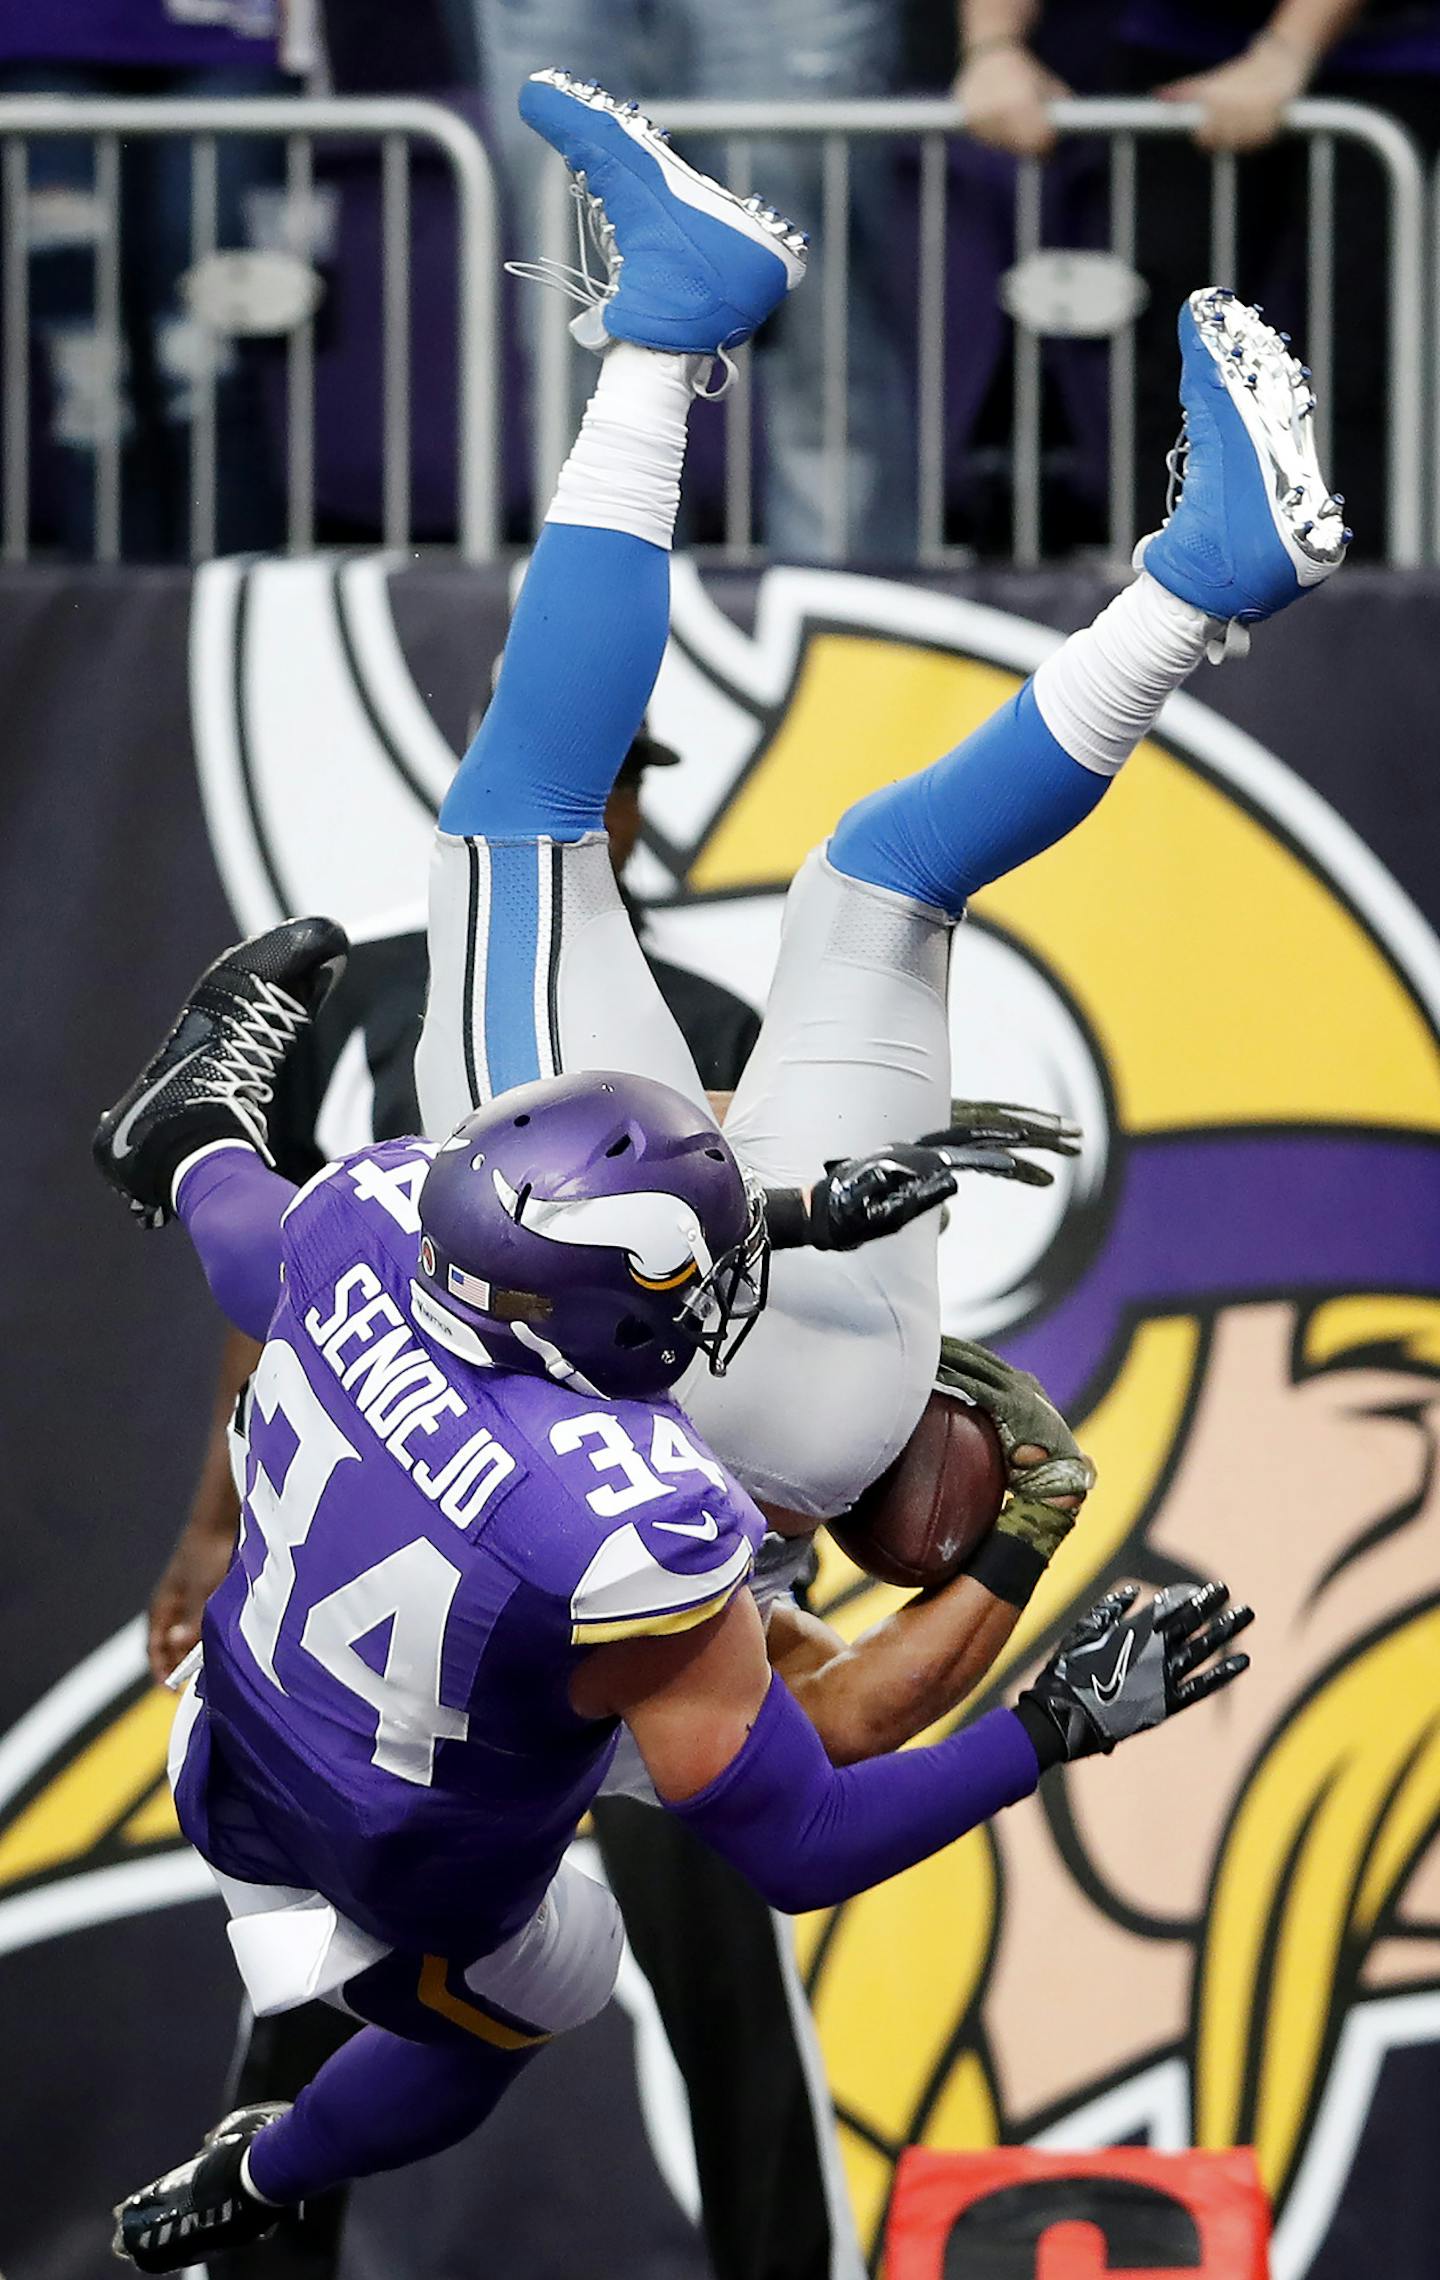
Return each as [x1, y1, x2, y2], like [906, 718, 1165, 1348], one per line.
[7, 562, 1439, 2279]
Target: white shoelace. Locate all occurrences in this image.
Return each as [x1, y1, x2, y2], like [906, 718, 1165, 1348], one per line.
[1149, 427, 1252, 665]
[194, 978, 309, 1148]
[508, 177, 742, 399]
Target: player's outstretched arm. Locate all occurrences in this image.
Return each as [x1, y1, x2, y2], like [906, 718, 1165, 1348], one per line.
[147, 1326, 258, 1683]
[594, 1578, 1250, 1914]
[765, 1338, 1094, 1762]
[766, 1580, 1023, 1764]
[765, 1100, 1080, 1256]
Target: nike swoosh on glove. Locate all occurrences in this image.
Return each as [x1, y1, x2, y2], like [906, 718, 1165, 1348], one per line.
[1015, 1580, 1253, 1767]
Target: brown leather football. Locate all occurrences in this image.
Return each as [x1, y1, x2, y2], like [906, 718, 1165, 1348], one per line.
[830, 1391, 1007, 1590]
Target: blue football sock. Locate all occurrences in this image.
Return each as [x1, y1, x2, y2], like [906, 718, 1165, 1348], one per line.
[828, 681, 1110, 916]
[439, 522, 671, 840]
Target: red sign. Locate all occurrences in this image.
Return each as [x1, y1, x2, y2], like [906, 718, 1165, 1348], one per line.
[886, 2147, 1270, 2280]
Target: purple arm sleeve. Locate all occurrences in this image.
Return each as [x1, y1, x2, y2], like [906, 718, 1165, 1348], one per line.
[173, 1143, 297, 1342]
[667, 1673, 1040, 1914]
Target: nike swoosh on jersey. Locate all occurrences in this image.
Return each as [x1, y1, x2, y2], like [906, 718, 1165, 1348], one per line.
[109, 1046, 209, 1158]
[1090, 1628, 1135, 1706]
[653, 1511, 720, 1541]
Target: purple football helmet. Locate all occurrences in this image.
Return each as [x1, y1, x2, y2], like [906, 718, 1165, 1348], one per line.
[412, 1070, 768, 1398]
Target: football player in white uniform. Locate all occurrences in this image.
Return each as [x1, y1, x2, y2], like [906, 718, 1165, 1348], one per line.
[417, 72, 1346, 1598]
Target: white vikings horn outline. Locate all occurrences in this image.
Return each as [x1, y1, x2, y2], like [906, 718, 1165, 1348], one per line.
[190, 552, 453, 939]
[490, 1165, 711, 1288]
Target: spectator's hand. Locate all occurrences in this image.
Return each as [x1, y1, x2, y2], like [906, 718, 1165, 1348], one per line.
[955, 43, 1071, 158]
[1155, 35, 1311, 153]
[147, 1512, 238, 1684]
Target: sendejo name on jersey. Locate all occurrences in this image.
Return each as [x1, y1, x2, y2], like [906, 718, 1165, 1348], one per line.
[303, 1263, 517, 1527]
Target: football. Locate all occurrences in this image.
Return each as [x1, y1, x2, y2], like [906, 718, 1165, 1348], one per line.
[830, 1391, 1007, 1590]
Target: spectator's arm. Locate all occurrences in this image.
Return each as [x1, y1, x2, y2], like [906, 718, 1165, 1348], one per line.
[954, 0, 1071, 157]
[1155, 0, 1371, 151]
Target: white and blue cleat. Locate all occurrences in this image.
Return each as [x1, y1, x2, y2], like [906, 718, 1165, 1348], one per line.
[516, 70, 807, 365]
[1139, 288, 1348, 641]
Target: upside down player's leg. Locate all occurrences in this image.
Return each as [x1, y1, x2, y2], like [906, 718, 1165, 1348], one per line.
[695, 291, 1348, 1517]
[414, 75, 805, 1140]
[245, 1858, 621, 2202]
[685, 536, 1214, 1517]
[413, 378, 707, 1135]
[115, 1846, 624, 2267]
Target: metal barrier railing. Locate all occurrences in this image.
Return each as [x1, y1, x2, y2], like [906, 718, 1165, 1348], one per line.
[0, 96, 500, 563]
[531, 95, 1427, 570]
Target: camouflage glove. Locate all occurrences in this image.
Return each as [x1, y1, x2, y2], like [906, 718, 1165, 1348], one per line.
[938, 1335, 1095, 1608]
[1015, 1581, 1253, 1767]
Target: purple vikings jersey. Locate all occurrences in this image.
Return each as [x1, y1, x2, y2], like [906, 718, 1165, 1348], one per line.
[175, 1140, 765, 1961]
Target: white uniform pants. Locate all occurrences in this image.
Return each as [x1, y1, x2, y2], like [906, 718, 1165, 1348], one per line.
[170, 1680, 623, 2036]
[416, 830, 953, 1518]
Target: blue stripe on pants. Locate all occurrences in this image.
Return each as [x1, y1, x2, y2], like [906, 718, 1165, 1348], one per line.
[483, 844, 543, 1094]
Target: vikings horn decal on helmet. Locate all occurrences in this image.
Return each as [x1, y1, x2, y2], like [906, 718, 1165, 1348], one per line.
[412, 1071, 768, 1398]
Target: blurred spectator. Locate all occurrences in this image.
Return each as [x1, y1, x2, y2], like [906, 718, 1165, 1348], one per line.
[318, 0, 463, 95]
[0, 1, 294, 557]
[956, 0, 1440, 551]
[933, 0, 1116, 551]
[471, 0, 917, 563]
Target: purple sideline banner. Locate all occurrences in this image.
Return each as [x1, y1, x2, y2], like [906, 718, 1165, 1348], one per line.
[0, 559, 1438, 2280]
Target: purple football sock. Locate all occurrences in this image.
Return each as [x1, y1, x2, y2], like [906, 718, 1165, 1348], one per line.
[245, 2025, 537, 2204]
[173, 1141, 295, 1341]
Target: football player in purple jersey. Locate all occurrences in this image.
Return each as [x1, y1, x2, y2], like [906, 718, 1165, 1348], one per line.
[93, 909, 1248, 2267]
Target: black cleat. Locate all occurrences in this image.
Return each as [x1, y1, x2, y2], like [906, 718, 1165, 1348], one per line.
[93, 917, 349, 1228]
[113, 2102, 293, 2271]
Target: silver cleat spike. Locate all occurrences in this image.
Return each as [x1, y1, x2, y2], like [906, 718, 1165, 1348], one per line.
[1184, 285, 1347, 576]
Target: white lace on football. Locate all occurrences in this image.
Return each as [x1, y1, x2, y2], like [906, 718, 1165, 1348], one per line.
[194, 979, 310, 1151]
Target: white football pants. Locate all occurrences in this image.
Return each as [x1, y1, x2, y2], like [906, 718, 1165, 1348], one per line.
[415, 829, 952, 1518]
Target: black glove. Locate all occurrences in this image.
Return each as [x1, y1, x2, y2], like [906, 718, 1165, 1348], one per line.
[1015, 1581, 1252, 1768]
[769, 1129, 1066, 1255]
[920, 1100, 1083, 1162]
[806, 1146, 958, 1250]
